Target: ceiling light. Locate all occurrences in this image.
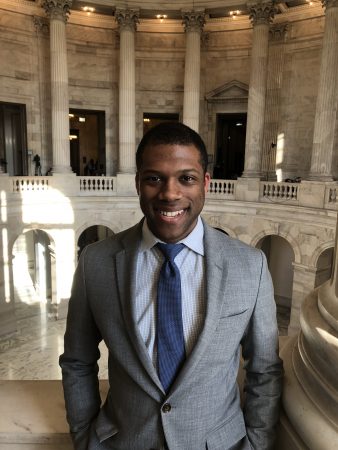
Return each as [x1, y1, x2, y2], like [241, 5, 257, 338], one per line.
[156, 14, 167, 22]
[79, 117, 86, 122]
[83, 6, 95, 15]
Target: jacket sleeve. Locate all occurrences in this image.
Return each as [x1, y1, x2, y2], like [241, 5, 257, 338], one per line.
[59, 246, 102, 449]
[241, 251, 284, 450]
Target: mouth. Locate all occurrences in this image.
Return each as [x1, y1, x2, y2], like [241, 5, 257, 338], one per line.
[159, 209, 185, 218]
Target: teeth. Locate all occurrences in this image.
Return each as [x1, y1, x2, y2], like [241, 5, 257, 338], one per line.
[160, 210, 184, 217]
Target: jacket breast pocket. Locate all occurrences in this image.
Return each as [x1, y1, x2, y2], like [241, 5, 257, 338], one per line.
[206, 410, 248, 450]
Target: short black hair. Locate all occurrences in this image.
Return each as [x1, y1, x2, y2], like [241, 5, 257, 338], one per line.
[136, 122, 208, 173]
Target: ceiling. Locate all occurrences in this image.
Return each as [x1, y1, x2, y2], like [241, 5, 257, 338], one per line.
[70, 0, 317, 20]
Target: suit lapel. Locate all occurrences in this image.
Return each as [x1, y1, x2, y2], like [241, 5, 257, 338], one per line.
[170, 222, 228, 393]
[115, 223, 164, 395]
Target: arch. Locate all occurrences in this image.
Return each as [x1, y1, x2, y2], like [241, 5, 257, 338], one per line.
[11, 229, 56, 316]
[310, 240, 335, 268]
[314, 245, 334, 288]
[251, 230, 301, 264]
[255, 233, 295, 335]
[75, 219, 118, 244]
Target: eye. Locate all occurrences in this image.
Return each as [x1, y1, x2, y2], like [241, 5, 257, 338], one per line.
[181, 175, 196, 183]
[145, 175, 161, 183]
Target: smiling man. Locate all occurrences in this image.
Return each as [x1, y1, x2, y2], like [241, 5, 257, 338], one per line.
[60, 122, 283, 450]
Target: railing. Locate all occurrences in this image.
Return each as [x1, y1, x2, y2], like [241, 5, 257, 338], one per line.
[6, 175, 338, 211]
[79, 176, 115, 194]
[12, 177, 49, 192]
[261, 181, 299, 203]
[207, 179, 236, 198]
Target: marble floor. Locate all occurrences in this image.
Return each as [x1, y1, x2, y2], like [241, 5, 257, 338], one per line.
[0, 301, 290, 381]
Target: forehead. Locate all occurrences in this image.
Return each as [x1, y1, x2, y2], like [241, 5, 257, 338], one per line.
[141, 143, 202, 168]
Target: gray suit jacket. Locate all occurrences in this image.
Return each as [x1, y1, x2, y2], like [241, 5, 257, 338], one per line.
[60, 220, 283, 450]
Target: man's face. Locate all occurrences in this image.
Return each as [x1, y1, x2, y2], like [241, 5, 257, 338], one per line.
[136, 143, 210, 243]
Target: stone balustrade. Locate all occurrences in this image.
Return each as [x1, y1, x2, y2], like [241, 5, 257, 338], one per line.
[260, 181, 299, 203]
[1, 175, 338, 211]
[79, 176, 116, 195]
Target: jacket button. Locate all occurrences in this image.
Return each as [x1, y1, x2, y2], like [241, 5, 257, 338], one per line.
[162, 403, 171, 413]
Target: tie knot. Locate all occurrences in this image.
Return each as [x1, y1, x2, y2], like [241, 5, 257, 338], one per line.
[156, 243, 185, 262]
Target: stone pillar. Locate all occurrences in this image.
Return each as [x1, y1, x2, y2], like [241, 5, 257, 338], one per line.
[115, 9, 139, 174]
[261, 23, 288, 181]
[308, 0, 338, 181]
[242, 1, 275, 179]
[42, 0, 73, 174]
[182, 11, 205, 132]
[278, 208, 338, 449]
[288, 262, 317, 335]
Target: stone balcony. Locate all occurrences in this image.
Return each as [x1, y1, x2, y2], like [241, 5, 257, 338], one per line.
[1, 174, 337, 211]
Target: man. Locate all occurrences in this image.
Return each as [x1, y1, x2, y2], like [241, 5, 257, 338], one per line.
[60, 122, 283, 450]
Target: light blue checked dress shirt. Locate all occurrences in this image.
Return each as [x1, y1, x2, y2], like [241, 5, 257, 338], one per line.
[135, 216, 206, 368]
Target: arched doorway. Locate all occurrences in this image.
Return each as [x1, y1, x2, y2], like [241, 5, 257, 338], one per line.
[77, 225, 114, 259]
[256, 235, 295, 335]
[315, 247, 334, 288]
[12, 229, 55, 318]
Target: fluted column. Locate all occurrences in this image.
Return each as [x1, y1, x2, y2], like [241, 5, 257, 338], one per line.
[242, 1, 275, 178]
[115, 9, 139, 174]
[42, 0, 72, 174]
[308, 0, 338, 181]
[182, 11, 205, 132]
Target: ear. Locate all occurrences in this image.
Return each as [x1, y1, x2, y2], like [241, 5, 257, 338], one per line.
[135, 172, 140, 195]
[204, 172, 211, 193]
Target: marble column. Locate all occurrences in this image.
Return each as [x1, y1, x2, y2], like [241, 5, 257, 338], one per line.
[288, 262, 317, 335]
[278, 210, 338, 448]
[242, 1, 275, 179]
[42, 0, 72, 174]
[308, 0, 338, 181]
[261, 23, 288, 181]
[182, 11, 205, 132]
[115, 9, 139, 174]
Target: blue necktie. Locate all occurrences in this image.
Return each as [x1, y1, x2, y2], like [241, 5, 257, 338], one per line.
[156, 243, 185, 392]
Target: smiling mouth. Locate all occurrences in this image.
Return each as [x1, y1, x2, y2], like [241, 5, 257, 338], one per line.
[159, 209, 185, 218]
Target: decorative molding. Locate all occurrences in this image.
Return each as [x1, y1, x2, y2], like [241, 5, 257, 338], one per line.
[33, 15, 49, 34]
[322, 0, 338, 10]
[201, 31, 210, 49]
[248, 1, 276, 26]
[115, 8, 139, 32]
[42, 0, 72, 23]
[182, 10, 205, 33]
[269, 22, 289, 41]
[205, 80, 249, 103]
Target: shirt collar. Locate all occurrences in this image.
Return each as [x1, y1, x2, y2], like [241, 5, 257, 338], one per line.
[140, 216, 204, 256]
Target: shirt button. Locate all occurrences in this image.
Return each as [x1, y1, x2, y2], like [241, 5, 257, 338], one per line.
[162, 403, 171, 413]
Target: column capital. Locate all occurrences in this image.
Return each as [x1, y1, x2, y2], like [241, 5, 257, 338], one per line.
[42, 0, 72, 23]
[322, 0, 338, 10]
[182, 10, 205, 33]
[115, 8, 139, 32]
[33, 16, 49, 34]
[247, 1, 276, 26]
[269, 22, 289, 41]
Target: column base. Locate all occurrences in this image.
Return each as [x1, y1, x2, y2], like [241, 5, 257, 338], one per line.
[52, 165, 73, 175]
[240, 170, 263, 179]
[306, 174, 334, 182]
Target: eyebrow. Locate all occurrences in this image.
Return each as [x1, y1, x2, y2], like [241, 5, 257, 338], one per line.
[141, 168, 201, 175]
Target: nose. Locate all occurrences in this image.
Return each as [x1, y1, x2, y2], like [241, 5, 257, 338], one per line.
[159, 178, 182, 201]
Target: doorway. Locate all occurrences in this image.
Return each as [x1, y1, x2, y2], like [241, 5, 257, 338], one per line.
[0, 102, 28, 175]
[143, 113, 179, 135]
[69, 109, 106, 176]
[214, 113, 246, 179]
